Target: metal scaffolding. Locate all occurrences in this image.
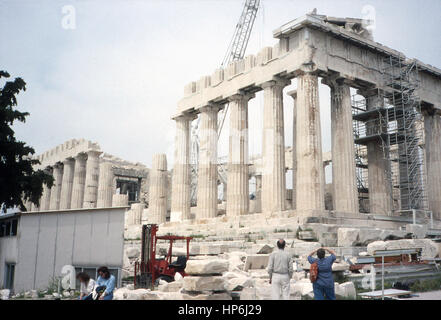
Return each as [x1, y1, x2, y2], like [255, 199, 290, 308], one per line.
[352, 54, 428, 214]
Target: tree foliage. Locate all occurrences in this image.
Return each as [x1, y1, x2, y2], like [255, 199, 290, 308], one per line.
[0, 70, 54, 212]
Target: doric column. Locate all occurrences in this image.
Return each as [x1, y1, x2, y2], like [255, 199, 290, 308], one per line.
[83, 150, 102, 208]
[359, 89, 392, 215]
[261, 79, 289, 213]
[70, 153, 87, 209]
[226, 93, 254, 216]
[287, 90, 297, 210]
[424, 110, 441, 219]
[296, 73, 325, 211]
[323, 77, 359, 213]
[149, 154, 168, 224]
[49, 163, 63, 210]
[196, 105, 220, 219]
[97, 162, 114, 208]
[59, 158, 75, 209]
[170, 114, 194, 222]
[40, 168, 52, 211]
[255, 174, 262, 213]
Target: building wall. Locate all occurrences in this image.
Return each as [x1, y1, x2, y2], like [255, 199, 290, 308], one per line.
[10, 207, 126, 293]
[0, 233, 18, 289]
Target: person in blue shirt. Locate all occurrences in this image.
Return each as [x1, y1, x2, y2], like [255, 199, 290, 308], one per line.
[307, 247, 337, 300]
[96, 266, 116, 300]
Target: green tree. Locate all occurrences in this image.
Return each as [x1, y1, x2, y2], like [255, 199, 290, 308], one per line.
[0, 70, 54, 212]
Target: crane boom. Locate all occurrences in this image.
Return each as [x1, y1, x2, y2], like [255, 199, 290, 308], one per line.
[221, 0, 260, 67]
[190, 0, 261, 205]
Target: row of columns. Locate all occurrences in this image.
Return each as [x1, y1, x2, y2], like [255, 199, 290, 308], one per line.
[30, 151, 116, 212]
[171, 72, 441, 220]
[171, 72, 363, 221]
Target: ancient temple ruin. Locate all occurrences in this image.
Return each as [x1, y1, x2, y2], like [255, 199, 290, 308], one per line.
[169, 12, 441, 225]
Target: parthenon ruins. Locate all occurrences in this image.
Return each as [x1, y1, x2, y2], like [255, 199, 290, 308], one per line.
[169, 12, 441, 224]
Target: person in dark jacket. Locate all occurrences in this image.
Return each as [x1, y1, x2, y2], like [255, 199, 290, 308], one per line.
[307, 247, 337, 300]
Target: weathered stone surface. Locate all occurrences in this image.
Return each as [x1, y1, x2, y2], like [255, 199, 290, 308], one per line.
[113, 288, 160, 300]
[199, 244, 229, 255]
[226, 277, 254, 291]
[335, 282, 356, 299]
[185, 259, 229, 275]
[239, 287, 257, 300]
[257, 244, 274, 254]
[181, 291, 232, 300]
[126, 246, 140, 259]
[244, 254, 269, 271]
[291, 278, 313, 297]
[158, 279, 184, 292]
[405, 224, 428, 239]
[298, 231, 316, 240]
[0, 289, 10, 300]
[125, 225, 142, 240]
[367, 239, 439, 258]
[337, 228, 360, 247]
[157, 291, 185, 300]
[291, 241, 321, 257]
[226, 251, 247, 271]
[183, 276, 226, 292]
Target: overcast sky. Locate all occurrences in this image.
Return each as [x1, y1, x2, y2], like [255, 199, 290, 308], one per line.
[1, 0, 440, 179]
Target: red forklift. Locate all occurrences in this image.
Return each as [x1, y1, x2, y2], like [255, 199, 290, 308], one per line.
[134, 224, 193, 289]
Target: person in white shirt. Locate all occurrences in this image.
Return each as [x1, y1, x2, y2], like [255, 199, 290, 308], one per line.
[267, 239, 293, 300]
[77, 272, 96, 300]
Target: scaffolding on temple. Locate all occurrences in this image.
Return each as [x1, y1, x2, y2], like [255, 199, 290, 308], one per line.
[352, 54, 428, 215]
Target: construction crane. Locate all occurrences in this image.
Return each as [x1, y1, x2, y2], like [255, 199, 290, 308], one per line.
[190, 0, 261, 205]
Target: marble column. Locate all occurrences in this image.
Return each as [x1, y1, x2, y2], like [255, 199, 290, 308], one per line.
[49, 163, 63, 210]
[70, 153, 87, 209]
[59, 158, 75, 209]
[296, 73, 325, 211]
[255, 174, 262, 213]
[287, 90, 297, 210]
[149, 154, 168, 224]
[83, 150, 101, 208]
[261, 79, 289, 213]
[360, 90, 392, 215]
[97, 162, 114, 208]
[40, 169, 52, 211]
[129, 203, 145, 225]
[324, 78, 359, 213]
[226, 93, 253, 216]
[171, 115, 194, 222]
[196, 105, 219, 219]
[424, 110, 441, 219]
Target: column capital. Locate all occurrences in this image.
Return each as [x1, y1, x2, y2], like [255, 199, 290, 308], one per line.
[53, 162, 63, 170]
[321, 75, 351, 89]
[287, 90, 297, 99]
[62, 157, 74, 165]
[86, 150, 102, 157]
[199, 104, 221, 114]
[74, 152, 87, 161]
[260, 78, 290, 90]
[173, 113, 197, 122]
[228, 92, 255, 103]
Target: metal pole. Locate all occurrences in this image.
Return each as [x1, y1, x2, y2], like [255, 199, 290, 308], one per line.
[381, 255, 385, 300]
[412, 209, 416, 225]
